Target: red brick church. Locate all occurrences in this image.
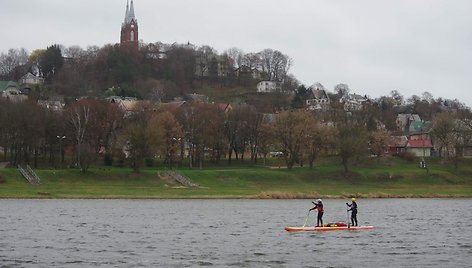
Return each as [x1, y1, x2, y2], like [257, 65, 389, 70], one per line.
[120, 0, 138, 49]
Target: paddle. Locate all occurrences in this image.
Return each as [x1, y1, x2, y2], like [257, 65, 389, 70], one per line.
[302, 210, 310, 227]
[346, 203, 350, 228]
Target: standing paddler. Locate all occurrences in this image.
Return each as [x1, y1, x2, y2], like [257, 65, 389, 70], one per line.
[309, 199, 324, 227]
[346, 197, 358, 226]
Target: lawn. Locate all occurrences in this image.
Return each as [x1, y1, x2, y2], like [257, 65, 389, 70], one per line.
[1, 157, 471, 198]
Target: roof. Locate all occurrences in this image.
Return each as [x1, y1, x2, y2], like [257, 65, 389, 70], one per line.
[158, 101, 187, 112]
[308, 88, 329, 100]
[0, 81, 19, 91]
[389, 136, 408, 147]
[407, 139, 433, 148]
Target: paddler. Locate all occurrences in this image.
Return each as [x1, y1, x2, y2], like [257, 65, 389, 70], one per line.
[346, 197, 358, 226]
[309, 199, 324, 227]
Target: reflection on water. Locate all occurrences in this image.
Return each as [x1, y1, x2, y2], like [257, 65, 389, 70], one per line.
[1, 199, 471, 267]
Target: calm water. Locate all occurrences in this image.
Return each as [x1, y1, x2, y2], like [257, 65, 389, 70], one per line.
[1, 199, 471, 267]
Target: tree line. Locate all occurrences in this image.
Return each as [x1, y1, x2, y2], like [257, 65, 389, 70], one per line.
[0, 43, 295, 102]
[1, 94, 471, 174]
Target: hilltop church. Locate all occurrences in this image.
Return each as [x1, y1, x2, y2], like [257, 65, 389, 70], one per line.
[120, 0, 139, 49]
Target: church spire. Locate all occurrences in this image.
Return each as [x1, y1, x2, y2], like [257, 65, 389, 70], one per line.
[124, 0, 129, 23]
[123, 0, 136, 24]
[120, 0, 139, 49]
[129, 0, 136, 21]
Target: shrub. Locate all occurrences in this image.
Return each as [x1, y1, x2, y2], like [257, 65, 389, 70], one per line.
[104, 153, 113, 166]
[398, 151, 416, 162]
[145, 158, 154, 167]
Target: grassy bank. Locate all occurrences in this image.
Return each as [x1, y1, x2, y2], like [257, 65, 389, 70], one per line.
[1, 158, 471, 199]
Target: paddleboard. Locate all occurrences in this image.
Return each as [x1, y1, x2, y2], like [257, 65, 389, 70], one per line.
[284, 225, 374, 232]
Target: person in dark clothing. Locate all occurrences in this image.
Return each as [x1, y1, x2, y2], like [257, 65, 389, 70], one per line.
[309, 199, 324, 227]
[346, 197, 358, 226]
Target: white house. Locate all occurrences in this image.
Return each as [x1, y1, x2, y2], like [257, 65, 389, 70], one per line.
[340, 93, 369, 111]
[19, 73, 44, 85]
[306, 83, 330, 110]
[257, 81, 281, 93]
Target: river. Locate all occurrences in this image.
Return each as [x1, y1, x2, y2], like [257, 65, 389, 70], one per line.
[1, 199, 471, 267]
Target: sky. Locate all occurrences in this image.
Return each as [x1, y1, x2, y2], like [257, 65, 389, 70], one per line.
[1, 0, 472, 106]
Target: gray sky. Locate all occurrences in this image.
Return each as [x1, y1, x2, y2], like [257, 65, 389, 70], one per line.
[2, 0, 472, 106]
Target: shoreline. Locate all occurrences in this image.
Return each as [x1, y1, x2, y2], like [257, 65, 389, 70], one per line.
[1, 194, 471, 200]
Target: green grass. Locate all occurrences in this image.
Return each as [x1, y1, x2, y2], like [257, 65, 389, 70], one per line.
[1, 157, 471, 199]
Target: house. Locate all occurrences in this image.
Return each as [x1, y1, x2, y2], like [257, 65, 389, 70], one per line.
[184, 93, 209, 103]
[107, 96, 151, 117]
[19, 73, 44, 85]
[396, 114, 421, 133]
[257, 81, 281, 93]
[387, 136, 408, 155]
[158, 101, 187, 114]
[235, 65, 261, 80]
[339, 93, 369, 111]
[305, 83, 330, 110]
[406, 133, 433, 157]
[37, 100, 65, 111]
[0, 81, 27, 102]
[214, 103, 232, 115]
[195, 55, 230, 78]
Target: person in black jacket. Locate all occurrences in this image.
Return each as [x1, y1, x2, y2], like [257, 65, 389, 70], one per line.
[346, 197, 358, 226]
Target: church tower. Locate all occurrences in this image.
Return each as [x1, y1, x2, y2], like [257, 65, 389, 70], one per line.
[120, 0, 138, 49]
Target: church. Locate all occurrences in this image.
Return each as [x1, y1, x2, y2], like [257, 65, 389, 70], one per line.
[120, 0, 139, 49]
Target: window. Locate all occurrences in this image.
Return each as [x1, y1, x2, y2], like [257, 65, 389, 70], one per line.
[130, 30, 135, 41]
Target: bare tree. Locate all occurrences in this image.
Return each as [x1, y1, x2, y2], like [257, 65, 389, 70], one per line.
[430, 112, 456, 159]
[0, 48, 29, 79]
[258, 48, 292, 82]
[224, 47, 244, 69]
[67, 102, 91, 172]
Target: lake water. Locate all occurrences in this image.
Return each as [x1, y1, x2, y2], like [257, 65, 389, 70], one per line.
[1, 199, 471, 267]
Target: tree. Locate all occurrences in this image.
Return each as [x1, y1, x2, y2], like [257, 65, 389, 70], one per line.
[196, 45, 217, 80]
[0, 48, 29, 80]
[369, 129, 391, 159]
[67, 101, 92, 172]
[291, 85, 309, 109]
[430, 112, 456, 159]
[151, 111, 183, 168]
[336, 122, 369, 174]
[390, 90, 404, 105]
[224, 47, 244, 69]
[258, 48, 292, 82]
[334, 83, 350, 97]
[120, 103, 158, 172]
[306, 122, 337, 168]
[39, 44, 64, 82]
[271, 110, 315, 169]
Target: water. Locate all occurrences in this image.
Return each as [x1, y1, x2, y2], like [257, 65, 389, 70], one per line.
[1, 199, 471, 267]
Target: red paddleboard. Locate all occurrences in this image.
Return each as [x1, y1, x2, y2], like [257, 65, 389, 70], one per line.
[285, 225, 374, 232]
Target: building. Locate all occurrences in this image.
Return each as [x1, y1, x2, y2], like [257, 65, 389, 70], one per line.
[257, 81, 281, 93]
[306, 83, 330, 110]
[406, 133, 433, 157]
[121, 0, 138, 49]
[19, 73, 44, 85]
[0, 81, 28, 102]
[339, 93, 369, 111]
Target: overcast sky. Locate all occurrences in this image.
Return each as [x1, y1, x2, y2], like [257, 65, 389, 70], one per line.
[2, 0, 472, 106]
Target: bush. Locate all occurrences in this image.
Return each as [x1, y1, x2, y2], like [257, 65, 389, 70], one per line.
[145, 158, 154, 167]
[398, 151, 416, 162]
[104, 153, 113, 166]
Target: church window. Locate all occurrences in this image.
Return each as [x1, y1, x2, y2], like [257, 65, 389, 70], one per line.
[130, 30, 135, 41]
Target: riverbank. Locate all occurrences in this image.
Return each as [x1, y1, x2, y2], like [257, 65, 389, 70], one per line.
[1, 158, 471, 199]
